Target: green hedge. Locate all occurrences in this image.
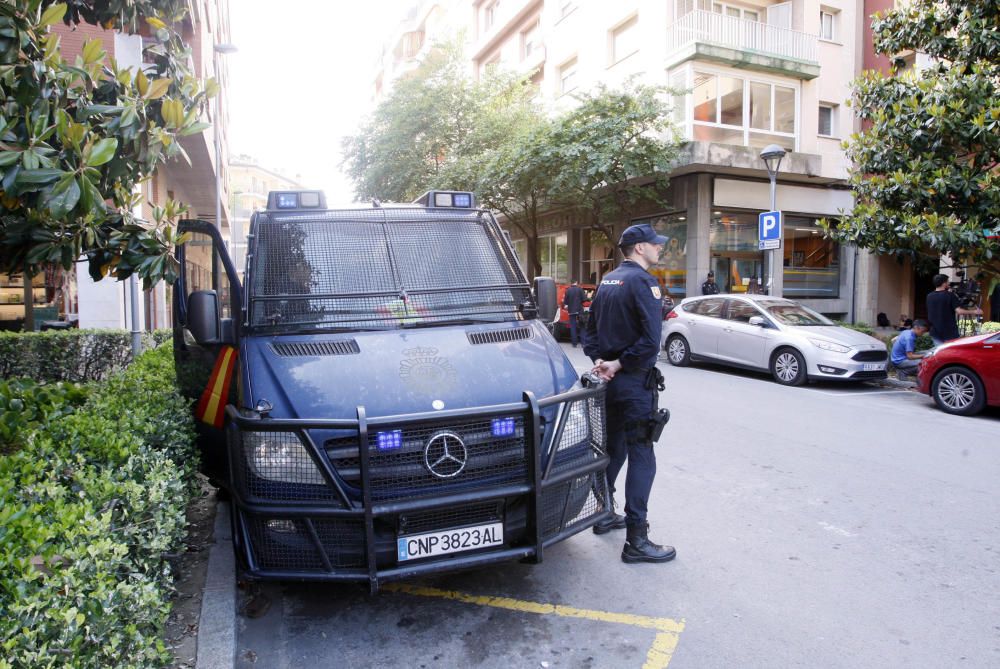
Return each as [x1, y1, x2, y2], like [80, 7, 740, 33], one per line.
[0, 345, 196, 669]
[0, 329, 172, 383]
[0, 379, 89, 454]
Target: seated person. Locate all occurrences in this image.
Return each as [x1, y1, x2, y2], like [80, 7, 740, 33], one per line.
[897, 314, 910, 330]
[890, 318, 929, 379]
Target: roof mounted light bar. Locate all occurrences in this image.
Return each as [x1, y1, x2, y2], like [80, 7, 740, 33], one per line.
[413, 190, 476, 209]
[266, 190, 327, 211]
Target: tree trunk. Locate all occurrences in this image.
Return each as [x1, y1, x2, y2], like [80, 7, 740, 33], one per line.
[22, 281, 34, 331]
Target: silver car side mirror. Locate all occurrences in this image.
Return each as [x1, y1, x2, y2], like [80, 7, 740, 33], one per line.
[748, 316, 766, 327]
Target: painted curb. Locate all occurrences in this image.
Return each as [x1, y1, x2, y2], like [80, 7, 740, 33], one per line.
[196, 500, 236, 669]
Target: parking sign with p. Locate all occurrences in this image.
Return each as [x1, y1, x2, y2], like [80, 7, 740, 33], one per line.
[758, 211, 782, 250]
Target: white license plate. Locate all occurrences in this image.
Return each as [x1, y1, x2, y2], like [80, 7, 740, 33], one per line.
[863, 363, 885, 371]
[397, 522, 504, 562]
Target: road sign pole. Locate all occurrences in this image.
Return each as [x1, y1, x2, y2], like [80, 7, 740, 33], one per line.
[768, 172, 777, 296]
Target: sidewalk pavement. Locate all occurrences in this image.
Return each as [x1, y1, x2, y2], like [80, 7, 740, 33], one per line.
[196, 501, 236, 669]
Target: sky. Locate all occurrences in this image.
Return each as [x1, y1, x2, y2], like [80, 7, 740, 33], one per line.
[227, 1, 412, 204]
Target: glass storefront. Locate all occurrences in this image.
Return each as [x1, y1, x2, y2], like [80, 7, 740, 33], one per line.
[539, 232, 568, 283]
[0, 266, 75, 331]
[782, 216, 840, 299]
[632, 213, 688, 299]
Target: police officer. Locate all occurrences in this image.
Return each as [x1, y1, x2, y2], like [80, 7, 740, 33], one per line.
[584, 223, 676, 564]
[701, 271, 720, 295]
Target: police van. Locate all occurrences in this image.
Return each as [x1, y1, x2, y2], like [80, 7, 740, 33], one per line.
[173, 190, 610, 590]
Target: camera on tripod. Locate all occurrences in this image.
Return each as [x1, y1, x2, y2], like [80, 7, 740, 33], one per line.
[949, 270, 981, 309]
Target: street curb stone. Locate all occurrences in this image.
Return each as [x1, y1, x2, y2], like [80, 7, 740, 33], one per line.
[196, 500, 235, 669]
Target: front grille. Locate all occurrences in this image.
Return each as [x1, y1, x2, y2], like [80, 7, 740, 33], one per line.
[851, 370, 888, 379]
[246, 515, 365, 571]
[852, 350, 888, 362]
[540, 471, 609, 540]
[326, 417, 529, 501]
[271, 340, 360, 357]
[467, 327, 532, 345]
[399, 501, 503, 535]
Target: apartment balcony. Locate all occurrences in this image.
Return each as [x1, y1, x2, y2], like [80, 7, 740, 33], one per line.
[666, 10, 819, 80]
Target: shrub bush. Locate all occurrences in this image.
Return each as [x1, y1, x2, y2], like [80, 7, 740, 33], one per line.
[0, 329, 171, 382]
[0, 345, 196, 669]
[0, 379, 89, 453]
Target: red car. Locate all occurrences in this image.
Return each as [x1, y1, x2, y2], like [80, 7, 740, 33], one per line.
[551, 283, 595, 341]
[917, 331, 1000, 416]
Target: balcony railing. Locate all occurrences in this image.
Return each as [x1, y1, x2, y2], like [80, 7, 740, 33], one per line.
[667, 10, 818, 64]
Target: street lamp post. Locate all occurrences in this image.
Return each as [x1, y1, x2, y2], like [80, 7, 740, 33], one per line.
[759, 144, 786, 296]
[213, 44, 237, 244]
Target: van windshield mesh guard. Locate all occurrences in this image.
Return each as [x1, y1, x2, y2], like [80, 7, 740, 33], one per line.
[248, 207, 531, 331]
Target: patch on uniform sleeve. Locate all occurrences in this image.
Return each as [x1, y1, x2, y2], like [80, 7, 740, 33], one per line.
[651, 286, 661, 299]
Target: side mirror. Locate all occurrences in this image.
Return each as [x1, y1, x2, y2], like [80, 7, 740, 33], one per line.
[187, 290, 221, 344]
[748, 316, 766, 327]
[533, 276, 557, 322]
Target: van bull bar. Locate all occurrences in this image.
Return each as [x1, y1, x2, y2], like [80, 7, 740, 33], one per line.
[225, 381, 609, 591]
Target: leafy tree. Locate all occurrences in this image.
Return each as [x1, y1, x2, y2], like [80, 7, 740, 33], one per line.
[546, 81, 682, 252]
[827, 0, 1000, 275]
[0, 0, 216, 287]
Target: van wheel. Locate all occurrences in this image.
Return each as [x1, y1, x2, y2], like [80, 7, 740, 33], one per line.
[666, 335, 690, 367]
[771, 348, 807, 386]
[932, 366, 985, 416]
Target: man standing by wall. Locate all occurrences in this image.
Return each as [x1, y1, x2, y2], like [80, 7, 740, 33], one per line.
[585, 223, 676, 564]
[701, 271, 720, 295]
[926, 274, 982, 346]
[562, 279, 585, 348]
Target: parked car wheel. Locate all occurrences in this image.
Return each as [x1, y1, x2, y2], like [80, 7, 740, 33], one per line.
[771, 347, 807, 386]
[931, 366, 986, 416]
[665, 334, 690, 367]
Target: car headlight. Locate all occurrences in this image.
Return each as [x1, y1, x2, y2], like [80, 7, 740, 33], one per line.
[559, 400, 589, 450]
[245, 431, 326, 485]
[808, 338, 851, 354]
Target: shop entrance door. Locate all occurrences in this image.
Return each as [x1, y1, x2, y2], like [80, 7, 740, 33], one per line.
[712, 253, 764, 294]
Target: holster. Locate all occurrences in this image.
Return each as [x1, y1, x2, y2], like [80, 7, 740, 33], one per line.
[643, 367, 669, 442]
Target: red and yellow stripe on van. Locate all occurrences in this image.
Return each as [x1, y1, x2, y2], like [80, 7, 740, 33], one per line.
[195, 346, 238, 428]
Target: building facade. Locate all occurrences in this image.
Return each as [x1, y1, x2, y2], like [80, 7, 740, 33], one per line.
[375, 0, 889, 322]
[0, 0, 234, 332]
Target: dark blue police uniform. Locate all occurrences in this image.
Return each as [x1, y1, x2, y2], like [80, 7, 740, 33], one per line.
[584, 223, 675, 563]
[584, 259, 661, 527]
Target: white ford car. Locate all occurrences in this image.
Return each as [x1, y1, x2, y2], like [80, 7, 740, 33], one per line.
[662, 294, 888, 386]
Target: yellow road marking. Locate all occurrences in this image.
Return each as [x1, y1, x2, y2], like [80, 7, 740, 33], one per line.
[383, 583, 685, 667]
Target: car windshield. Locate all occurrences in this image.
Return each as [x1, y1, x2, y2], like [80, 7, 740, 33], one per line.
[248, 207, 530, 333]
[758, 300, 833, 326]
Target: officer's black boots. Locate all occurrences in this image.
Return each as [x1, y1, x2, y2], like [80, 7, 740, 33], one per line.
[592, 512, 627, 535]
[621, 523, 676, 563]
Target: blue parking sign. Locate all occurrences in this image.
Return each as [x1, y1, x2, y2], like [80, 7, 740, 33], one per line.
[758, 211, 782, 250]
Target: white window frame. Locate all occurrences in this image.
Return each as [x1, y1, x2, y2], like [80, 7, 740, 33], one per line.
[818, 103, 837, 138]
[484, 0, 500, 31]
[609, 15, 639, 66]
[819, 9, 837, 41]
[670, 63, 799, 151]
[559, 2, 577, 20]
[711, 1, 760, 22]
[521, 21, 540, 60]
[559, 57, 578, 95]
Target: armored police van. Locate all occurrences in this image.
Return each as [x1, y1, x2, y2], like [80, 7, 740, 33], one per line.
[172, 190, 610, 590]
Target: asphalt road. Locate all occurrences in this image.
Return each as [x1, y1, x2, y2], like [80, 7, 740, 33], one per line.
[235, 344, 1000, 669]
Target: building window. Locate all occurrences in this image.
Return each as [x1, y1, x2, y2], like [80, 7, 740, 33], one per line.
[484, 0, 500, 31]
[819, 9, 836, 41]
[539, 233, 568, 283]
[610, 15, 639, 65]
[633, 213, 689, 299]
[712, 2, 760, 22]
[783, 217, 840, 299]
[521, 21, 540, 60]
[818, 104, 836, 137]
[690, 70, 796, 151]
[559, 57, 578, 95]
[560, 2, 576, 19]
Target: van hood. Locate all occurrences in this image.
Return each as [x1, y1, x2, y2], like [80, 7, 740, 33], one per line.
[242, 321, 577, 420]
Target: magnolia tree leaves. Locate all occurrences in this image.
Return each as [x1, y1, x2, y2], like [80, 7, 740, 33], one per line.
[0, 1, 216, 287]
[827, 0, 1000, 275]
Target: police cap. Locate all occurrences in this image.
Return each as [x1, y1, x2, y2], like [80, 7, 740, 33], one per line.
[618, 223, 668, 247]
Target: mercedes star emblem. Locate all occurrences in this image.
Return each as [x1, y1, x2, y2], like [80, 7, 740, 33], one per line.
[424, 431, 468, 479]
